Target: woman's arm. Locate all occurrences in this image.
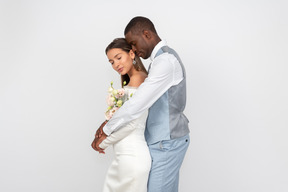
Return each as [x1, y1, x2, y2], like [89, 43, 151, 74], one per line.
[99, 120, 136, 149]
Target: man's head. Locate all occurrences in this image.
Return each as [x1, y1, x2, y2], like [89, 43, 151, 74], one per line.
[124, 16, 161, 59]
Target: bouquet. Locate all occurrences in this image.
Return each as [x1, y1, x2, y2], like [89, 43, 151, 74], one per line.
[105, 81, 127, 120]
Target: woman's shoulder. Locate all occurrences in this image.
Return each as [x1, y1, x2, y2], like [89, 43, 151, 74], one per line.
[127, 71, 147, 87]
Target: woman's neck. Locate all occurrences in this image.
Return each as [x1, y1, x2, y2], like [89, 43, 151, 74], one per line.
[127, 69, 147, 87]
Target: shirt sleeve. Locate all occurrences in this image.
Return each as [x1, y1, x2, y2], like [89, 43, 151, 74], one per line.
[103, 53, 183, 135]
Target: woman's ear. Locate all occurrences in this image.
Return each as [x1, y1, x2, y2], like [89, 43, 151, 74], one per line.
[129, 49, 135, 59]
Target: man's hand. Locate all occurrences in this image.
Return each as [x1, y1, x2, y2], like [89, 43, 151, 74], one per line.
[91, 120, 108, 153]
[91, 133, 107, 154]
[96, 120, 108, 138]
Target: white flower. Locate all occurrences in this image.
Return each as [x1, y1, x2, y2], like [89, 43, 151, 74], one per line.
[106, 95, 115, 106]
[108, 87, 113, 93]
[112, 89, 118, 96]
[116, 99, 123, 107]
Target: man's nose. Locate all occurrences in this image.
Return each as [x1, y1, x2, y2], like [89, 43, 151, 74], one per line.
[131, 45, 137, 53]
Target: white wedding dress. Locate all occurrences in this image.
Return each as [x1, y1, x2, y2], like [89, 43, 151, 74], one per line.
[99, 86, 151, 192]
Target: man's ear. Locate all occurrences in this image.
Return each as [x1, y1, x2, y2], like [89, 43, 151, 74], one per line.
[143, 30, 152, 39]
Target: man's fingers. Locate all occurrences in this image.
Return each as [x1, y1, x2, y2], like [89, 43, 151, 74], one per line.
[91, 141, 96, 150]
[91, 139, 99, 151]
[92, 123, 107, 152]
[96, 127, 103, 138]
[95, 120, 107, 138]
[96, 129, 101, 138]
[99, 129, 103, 137]
[98, 147, 105, 154]
[91, 137, 106, 153]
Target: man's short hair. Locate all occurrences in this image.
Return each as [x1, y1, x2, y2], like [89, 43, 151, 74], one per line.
[124, 16, 157, 35]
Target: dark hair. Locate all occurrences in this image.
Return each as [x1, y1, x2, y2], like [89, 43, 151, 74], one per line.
[124, 16, 157, 35]
[105, 38, 147, 87]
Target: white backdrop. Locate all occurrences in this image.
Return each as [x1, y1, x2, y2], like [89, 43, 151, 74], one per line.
[1, 0, 287, 192]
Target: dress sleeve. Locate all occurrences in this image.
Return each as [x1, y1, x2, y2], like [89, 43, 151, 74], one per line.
[99, 120, 136, 149]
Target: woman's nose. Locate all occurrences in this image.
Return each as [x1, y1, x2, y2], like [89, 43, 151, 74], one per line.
[115, 61, 120, 68]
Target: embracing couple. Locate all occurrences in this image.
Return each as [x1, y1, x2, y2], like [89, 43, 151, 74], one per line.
[91, 16, 190, 192]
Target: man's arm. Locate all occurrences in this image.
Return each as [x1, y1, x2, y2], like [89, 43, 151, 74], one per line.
[103, 54, 183, 135]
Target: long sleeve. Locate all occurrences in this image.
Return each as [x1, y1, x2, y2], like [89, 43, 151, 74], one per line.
[103, 49, 184, 136]
[99, 120, 136, 149]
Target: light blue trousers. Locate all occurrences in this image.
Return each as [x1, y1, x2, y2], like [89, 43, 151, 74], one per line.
[147, 134, 190, 192]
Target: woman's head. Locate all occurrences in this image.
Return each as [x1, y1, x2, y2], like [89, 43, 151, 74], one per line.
[105, 38, 147, 85]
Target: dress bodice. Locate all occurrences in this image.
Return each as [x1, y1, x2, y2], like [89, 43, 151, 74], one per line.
[123, 85, 137, 101]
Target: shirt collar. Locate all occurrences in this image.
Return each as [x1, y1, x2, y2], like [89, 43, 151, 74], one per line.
[150, 40, 167, 61]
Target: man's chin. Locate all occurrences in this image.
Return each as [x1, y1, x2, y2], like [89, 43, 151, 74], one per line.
[139, 53, 148, 59]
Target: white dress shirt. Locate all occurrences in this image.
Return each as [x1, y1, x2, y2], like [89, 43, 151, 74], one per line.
[103, 40, 184, 135]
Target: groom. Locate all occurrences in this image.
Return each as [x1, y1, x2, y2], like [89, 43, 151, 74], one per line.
[92, 16, 190, 192]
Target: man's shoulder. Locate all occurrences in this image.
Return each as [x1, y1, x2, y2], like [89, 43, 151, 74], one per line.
[153, 53, 175, 66]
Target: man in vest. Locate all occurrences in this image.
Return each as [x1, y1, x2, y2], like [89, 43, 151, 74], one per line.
[92, 16, 190, 192]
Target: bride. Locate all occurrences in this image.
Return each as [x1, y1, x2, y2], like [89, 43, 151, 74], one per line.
[95, 38, 151, 192]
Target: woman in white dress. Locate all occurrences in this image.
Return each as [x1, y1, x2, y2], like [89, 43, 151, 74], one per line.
[98, 38, 151, 192]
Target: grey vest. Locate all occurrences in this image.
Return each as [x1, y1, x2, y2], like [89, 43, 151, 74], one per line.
[145, 46, 190, 144]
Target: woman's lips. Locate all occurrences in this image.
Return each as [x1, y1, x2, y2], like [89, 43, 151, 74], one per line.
[118, 67, 123, 73]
